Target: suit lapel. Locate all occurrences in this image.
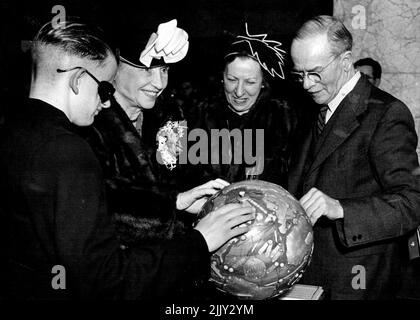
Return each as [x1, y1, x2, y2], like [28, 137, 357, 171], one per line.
[305, 76, 371, 179]
[288, 126, 314, 195]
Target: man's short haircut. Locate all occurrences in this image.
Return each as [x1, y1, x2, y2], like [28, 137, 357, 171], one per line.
[294, 15, 353, 56]
[31, 19, 114, 66]
[354, 57, 382, 80]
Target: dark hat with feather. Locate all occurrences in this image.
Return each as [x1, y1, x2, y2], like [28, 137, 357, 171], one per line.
[224, 23, 286, 79]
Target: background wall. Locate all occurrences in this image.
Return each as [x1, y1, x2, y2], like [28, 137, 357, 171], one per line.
[334, 0, 420, 157]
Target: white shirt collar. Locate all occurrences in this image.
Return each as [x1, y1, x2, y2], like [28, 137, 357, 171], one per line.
[326, 71, 361, 122]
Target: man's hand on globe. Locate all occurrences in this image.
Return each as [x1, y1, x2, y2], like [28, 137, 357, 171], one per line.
[176, 178, 230, 214]
[194, 203, 256, 252]
[299, 187, 344, 225]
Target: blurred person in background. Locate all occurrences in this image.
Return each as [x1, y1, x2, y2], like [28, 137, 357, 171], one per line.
[354, 57, 382, 87]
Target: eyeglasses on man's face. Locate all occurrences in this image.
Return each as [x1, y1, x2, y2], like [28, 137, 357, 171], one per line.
[291, 54, 341, 84]
[57, 67, 115, 103]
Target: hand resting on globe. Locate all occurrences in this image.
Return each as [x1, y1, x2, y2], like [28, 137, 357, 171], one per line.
[176, 178, 230, 214]
[194, 202, 256, 252]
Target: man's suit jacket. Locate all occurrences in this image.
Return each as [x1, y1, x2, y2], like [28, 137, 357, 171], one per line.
[288, 75, 420, 299]
[0, 99, 210, 299]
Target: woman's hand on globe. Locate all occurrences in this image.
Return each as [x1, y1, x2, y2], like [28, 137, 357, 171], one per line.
[176, 178, 230, 214]
[194, 203, 256, 252]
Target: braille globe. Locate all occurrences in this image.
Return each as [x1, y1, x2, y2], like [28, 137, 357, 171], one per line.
[197, 180, 314, 300]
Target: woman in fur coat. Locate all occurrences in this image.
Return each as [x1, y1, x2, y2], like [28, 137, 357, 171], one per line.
[80, 20, 227, 247]
[179, 24, 297, 191]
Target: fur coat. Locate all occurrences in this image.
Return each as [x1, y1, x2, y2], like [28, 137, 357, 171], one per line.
[178, 91, 297, 190]
[79, 97, 189, 246]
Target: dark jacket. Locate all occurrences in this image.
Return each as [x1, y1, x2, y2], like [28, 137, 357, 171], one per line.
[0, 98, 210, 299]
[288, 75, 420, 299]
[79, 97, 189, 246]
[179, 91, 296, 190]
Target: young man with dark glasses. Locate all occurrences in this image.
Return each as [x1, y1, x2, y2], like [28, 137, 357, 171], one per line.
[57, 66, 115, 104]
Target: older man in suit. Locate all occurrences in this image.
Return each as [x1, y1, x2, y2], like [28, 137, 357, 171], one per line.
[288, 15, 420, 299]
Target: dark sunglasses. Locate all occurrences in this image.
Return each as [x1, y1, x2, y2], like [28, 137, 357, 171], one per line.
[57, 67, 115, 103]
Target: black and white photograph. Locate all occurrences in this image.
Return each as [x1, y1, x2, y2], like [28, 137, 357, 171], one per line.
[0, 0, 419, 315]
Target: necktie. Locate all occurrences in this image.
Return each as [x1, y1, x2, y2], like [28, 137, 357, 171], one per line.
[316, 105, 329, 137]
